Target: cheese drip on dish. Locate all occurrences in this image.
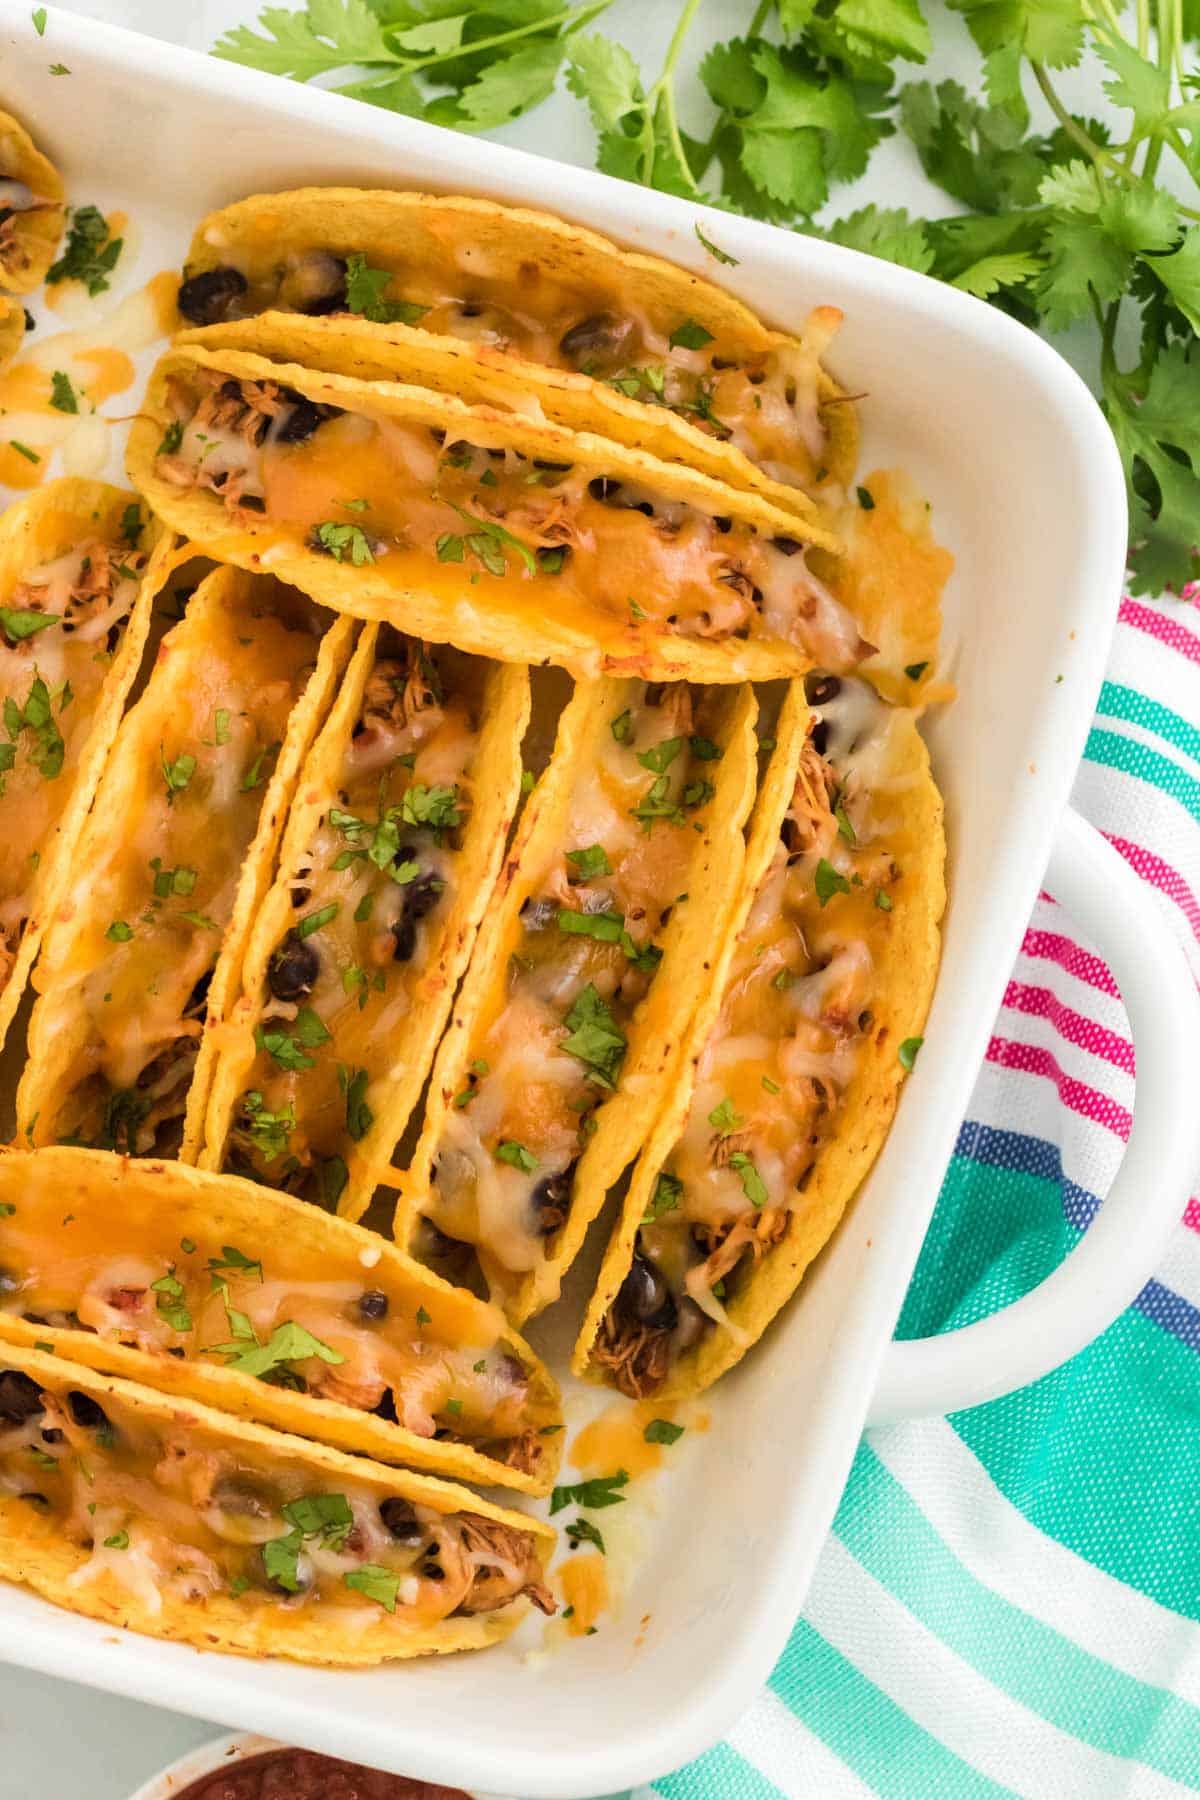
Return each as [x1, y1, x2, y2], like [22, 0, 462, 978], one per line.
[154, 369, 865, 668]
[0, 1362, 553, 1638]
[414, 681, 725, 1306]
[596, 676, 908, 1397]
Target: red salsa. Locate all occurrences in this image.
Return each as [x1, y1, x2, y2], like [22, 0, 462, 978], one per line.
[175, 1747, 470, 1800]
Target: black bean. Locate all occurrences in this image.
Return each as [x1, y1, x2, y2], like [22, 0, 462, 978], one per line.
[530, 1164, 575, 1237]
[714, 516, 733, 534]
[238, 495, 266, 513]
[22, 308, 33, 333]
[804, 673, 842, 707]
[405, 872, 443, 921]
[559, 313, 632, 363]
[643, 683, 665, 707]
[379, 1497, 424, 1544]
[373, 1387, 398, 1423]
[810, 721, 828, 756]
[67, 1391, 108, 1431]
[358, 1289, 389, 1321]
[0, 1370, 42, 1424]
[772, 535, 804, 557]
[268, 931, 319, 1002]
[212, 1477, 275, 1519]
[627, 499, 655, 518]
[177, 265, 248, 326]
[616, 1252, 677, 1331]
[390, 912, 416, 963]
[275, 396, 340, 445]
[587, 476, 621, 503]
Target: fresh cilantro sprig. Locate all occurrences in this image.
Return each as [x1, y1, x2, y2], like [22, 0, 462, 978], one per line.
[214, 0, 616, 130]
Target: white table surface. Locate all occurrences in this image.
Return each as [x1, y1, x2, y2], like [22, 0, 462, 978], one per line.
[0, 3, 1069, 1794]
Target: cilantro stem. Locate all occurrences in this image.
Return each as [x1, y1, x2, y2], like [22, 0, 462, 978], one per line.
[640, 0, 706, 195]
[1031, 63, 1162, 197]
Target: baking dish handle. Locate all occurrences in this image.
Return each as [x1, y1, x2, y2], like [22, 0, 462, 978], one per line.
[867, 806, 1200, 1425]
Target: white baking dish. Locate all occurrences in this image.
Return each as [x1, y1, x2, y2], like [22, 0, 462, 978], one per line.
[1, 6, 1197, 1797]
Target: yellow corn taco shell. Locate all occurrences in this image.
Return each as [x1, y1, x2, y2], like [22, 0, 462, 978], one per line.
[16, 565, 356, 1159]
[200, 627, 529, 1225]
[128, 344, 868, 686]
[0, 108, 64, 295]
[574, 678, 945, 1397]
[0, 1146, 561, 1494]
[0, 296, 24, 371]
[0, 479, 173, 1058]
[0, 1340, 555, 1663]
[178, 185, 857, 502]
[179, 311, 823, 526]
[399, 675, 761, 1325]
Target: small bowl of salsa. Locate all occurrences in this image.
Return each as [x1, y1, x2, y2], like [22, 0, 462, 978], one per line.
[129, 1733, 484, 1800]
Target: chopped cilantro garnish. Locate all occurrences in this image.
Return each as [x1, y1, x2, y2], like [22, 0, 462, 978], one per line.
[708, 1097, 742, 1134]
[416, 1306, 431, 1327]
[103, 1531, 129, 1550]
[814, 858, 850, 907]
[876, 889, 894, 912]
[562, 982, 626, 1088]
[549, 1470, 630, 1514]
[637, 736, 684, 775]
[240, 741, 279, 791]
[49, 371, 77, 414]
[4, 675, 65, 782]
[905, 662, 929, 681]
[343, 1564, 402, 1612]
[158, 419, 184, 456]
[209, 1319, 344, 1380]
[566, 844, 611, 880]
[314, 521, 374, 565]
[281, 1492, 353, 1549]
[495, 1140, 537, 1173]
[644, 1418, 685, 1445]
[0, 608, 58, 643]
[446, 502, 538, 577]
[899, 1036, 924, 1071]
[727, 1151, 768, 1208]
[298, 902, 338, 939]
[834, 796, 857, 845]
[339, 1065, 374, 1142]
[694, 222, 738, 266]
[642, 1170, 683, 1224]
[105, 920, 134, 942]
[255, 1006, 331, 1072]
[212, 707, 231, 746]
[160, 747, 196, 800]
[669, 319, 714, 350]
[857, 486, 875, 510]
[762, 1075, 781, 1095]
[689, 735, 721, 762]
[151, 1269, 192, 1333]
[566, 1516, 606, 1553]
[610, 708, 632, 744]
[318, 1155, 349, 1210]
[150, 858, 197, 898]
[400, 783, 462, 839]
[344, 253, 427, 326]
[239, 1091, 295, 1161]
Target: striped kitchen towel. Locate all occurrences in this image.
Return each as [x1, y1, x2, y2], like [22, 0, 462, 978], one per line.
[623, 585, 1200, 1800]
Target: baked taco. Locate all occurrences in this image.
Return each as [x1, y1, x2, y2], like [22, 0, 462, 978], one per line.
[175, 186, 856, 504]
[128, 344, 870, 685]
[574, 675, 945, 1397]
[0, 108, 64, 294]
[399, 675, 760, 1324]
[178, 310, 823, 527]
[0, 1147, 561, 1494]
[0, 479, 172, 1057]
[0, 296, 24, 371]
[0, 1341, 555, 1663]
[16, 566, 355, 1159]
[200, 628, 529, 1223]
